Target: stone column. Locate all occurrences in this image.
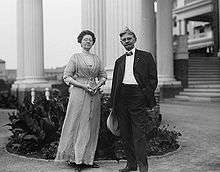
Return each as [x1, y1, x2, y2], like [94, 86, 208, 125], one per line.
[218, 0, 220, 56]
[178, 20, 182, 35]
[157, 0, 181, 98]
[180, 19, 187, 35]
[141, 0, 156, 57]
[81, 0, 106, 64]
[12, 0, 51, 99]
[16, 0, 24, 83]
[81, 0, 109, 92]
[22, 0, 45, 83]
[106, 0, 155, 68]
[104, 0, 156, 92]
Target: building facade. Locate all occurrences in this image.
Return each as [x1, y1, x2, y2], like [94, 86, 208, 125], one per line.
[172, 0, 220, 102]
[173, 0, 218, 56]
[4, 67, 64, 84]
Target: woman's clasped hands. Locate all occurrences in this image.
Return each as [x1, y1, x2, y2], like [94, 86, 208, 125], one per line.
[84, 84, 100, 96]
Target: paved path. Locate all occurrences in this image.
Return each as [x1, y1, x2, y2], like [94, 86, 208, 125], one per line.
[0, 102, 220, 172]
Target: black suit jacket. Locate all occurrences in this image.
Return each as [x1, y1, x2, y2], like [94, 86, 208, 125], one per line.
[110, 49, 158, 110]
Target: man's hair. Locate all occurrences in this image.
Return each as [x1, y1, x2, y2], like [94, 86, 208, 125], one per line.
[119, 27, 137, 40]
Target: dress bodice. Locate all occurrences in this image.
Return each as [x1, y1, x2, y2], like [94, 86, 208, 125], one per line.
[63, 53, 107, 86]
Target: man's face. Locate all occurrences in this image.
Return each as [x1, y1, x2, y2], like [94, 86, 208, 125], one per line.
[120, 33, 136, 51]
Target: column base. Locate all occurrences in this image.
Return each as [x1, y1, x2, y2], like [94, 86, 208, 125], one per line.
[217, 51, 220, 57]
[158, 80, 182, 99]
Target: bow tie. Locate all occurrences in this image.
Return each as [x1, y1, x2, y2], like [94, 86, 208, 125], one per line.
[125, 51, 133, 56]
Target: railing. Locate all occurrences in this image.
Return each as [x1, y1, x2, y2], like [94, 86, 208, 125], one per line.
[31, 87, 50, 104]
[184, 0, 199, 5]
[187, 32, 213, 50]
[188, 31, 213, 40]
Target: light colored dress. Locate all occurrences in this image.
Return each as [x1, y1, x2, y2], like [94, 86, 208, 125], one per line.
[55, 52, 107, 165]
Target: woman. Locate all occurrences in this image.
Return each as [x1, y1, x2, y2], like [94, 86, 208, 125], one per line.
[55, 30, 107, 170]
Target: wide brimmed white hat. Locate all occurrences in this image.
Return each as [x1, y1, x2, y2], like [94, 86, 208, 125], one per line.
[107, 110, 120, 136]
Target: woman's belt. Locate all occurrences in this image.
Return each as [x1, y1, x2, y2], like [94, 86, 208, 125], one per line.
[75, 77, 96, 85]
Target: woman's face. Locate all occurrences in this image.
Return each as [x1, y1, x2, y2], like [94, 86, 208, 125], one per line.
[81, 34, 94, 51]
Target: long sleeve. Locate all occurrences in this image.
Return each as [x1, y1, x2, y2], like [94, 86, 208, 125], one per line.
[147, 53, 158, 91]
[63, 56, 77, 86]
[98, 60, 107, 80]
[109, 60, 119, 108]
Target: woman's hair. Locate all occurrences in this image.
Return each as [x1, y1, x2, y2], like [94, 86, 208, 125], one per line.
[77, 30, 96, 44]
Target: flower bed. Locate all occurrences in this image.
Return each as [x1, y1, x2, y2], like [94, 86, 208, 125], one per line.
[6, 91, 182, 161]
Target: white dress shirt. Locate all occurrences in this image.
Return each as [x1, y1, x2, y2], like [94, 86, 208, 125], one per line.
[122, 48, 138, 84]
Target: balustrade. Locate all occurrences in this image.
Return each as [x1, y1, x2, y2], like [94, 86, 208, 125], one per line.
[30, 87, 50, 104]
[184, 0, 198, 5]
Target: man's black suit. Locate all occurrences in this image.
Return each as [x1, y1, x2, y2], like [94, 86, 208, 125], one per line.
[110, 49, 158, 110]
[110, 49, 158, 170]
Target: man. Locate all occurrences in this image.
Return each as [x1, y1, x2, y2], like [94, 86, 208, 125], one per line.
[110, 28, 158, 172]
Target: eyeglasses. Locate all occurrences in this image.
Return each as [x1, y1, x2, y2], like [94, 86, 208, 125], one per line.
[82, 38, 93, 43]
[121, 37, 133, 42]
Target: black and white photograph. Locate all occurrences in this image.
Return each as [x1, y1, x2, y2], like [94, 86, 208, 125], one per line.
[0, 0, 220, 171]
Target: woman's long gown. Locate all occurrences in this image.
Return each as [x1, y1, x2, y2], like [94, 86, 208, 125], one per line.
[55, 52, 107, 165]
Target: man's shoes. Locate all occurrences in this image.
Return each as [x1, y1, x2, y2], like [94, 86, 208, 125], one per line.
[119, 166, 137, 172]
[89, 162, 100, 168]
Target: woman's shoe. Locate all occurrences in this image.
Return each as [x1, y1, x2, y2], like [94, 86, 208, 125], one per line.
[66, 162, 83, 171]
[74, 165, 82, 172]
[75, 164, 85, 172]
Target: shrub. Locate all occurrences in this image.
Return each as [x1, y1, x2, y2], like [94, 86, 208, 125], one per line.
[6, 90, 181, 161]
[95, 94, 124, 161]
[0, 94, 18, 109]
[146, 125, 182, 156]
[6, 90, 68, 158]
[95, 95, 181, 161]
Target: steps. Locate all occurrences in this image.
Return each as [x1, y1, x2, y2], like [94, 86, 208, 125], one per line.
[175, 57, 220, 102]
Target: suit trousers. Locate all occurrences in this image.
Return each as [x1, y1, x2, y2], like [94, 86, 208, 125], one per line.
[117, 84, 149, 168]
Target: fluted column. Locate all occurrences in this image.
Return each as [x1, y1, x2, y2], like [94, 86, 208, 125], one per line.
[104, 0, 156, 90]
[218, 0, 220, 56]
[15, 0, 24, 83]
[157, 0, 181, 85]
[105, 0, 156, 71]
[81, 0, 106, 64]
[22, 0, 45, 83]
[141, 0, 156, 56]
[12, 0, 51, 98]
[81, 0, 156, 92]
